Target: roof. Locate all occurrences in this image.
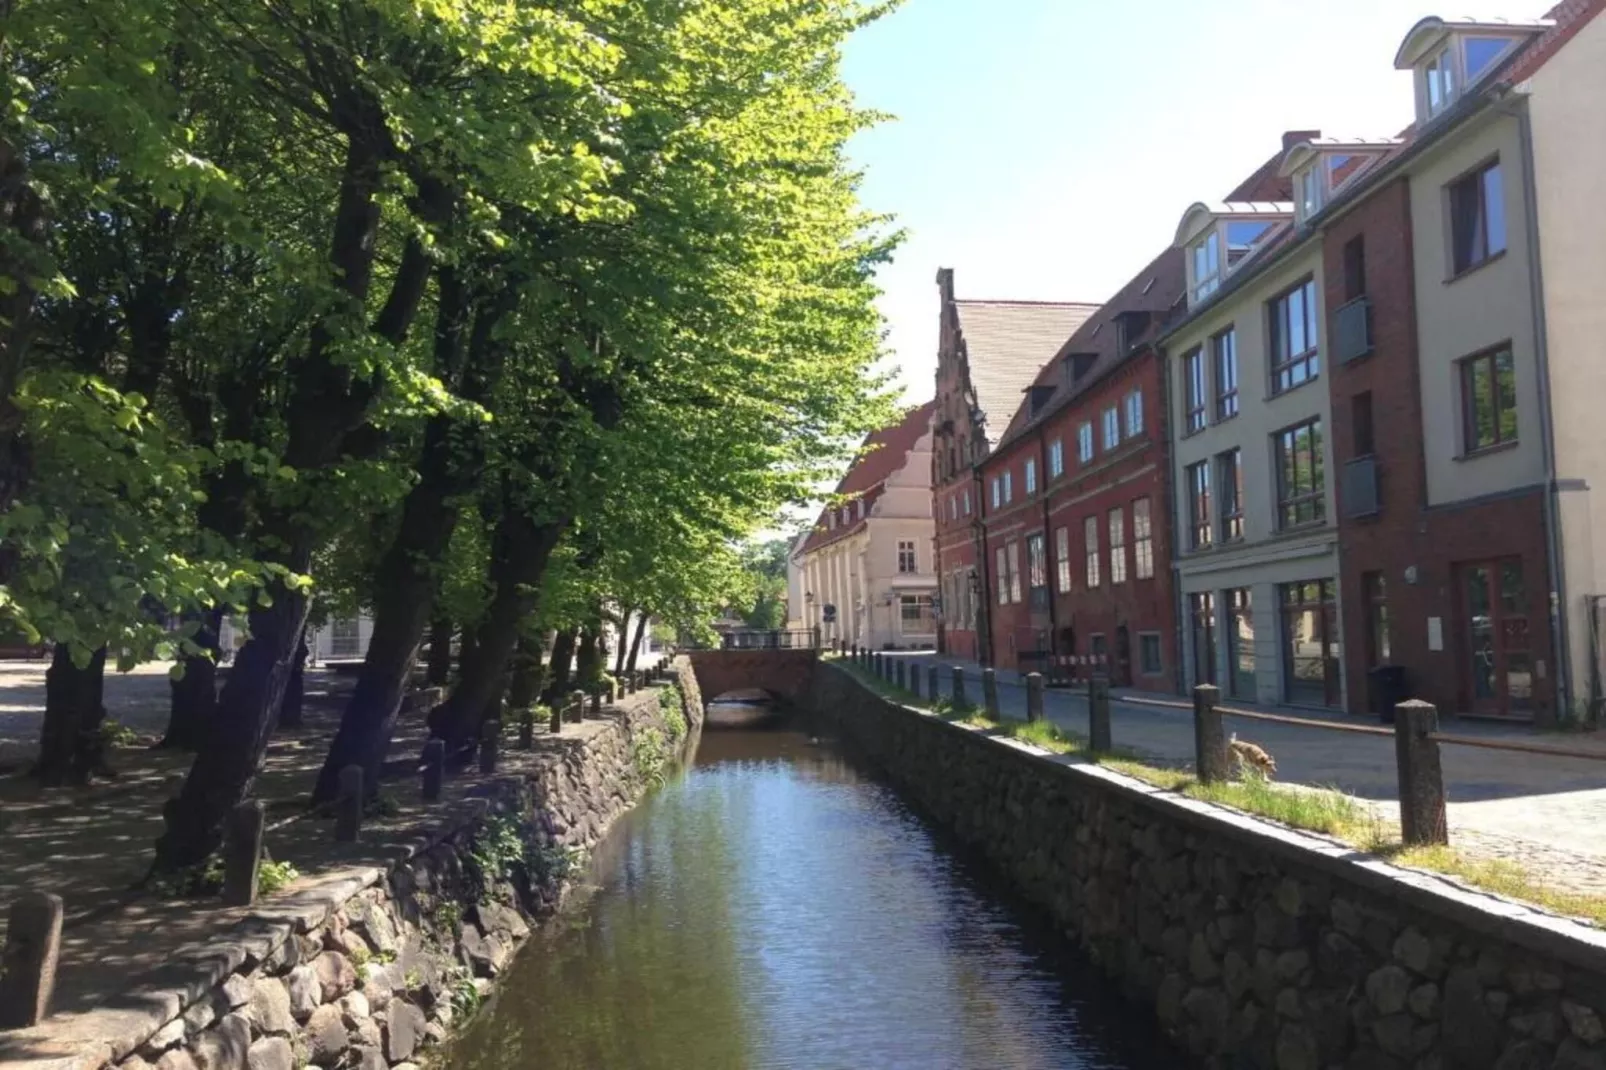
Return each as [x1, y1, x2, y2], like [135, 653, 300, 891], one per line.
[1222, 130, 1320, 201]
[992, 246, 1188, 450]
[796, 400, 935, 556]
[953, 300, 1099, 448]
[1503, 0, 1606, 81]
[1395, 15, 1555, 68]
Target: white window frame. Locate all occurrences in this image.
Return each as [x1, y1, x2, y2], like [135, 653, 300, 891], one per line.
[1055, 526, 1071, 593]
[963, 489, 971, 516]
[1048, 438, 1064, 478]
[1025, 458, 1037, 495]
[1423, 45, 1456, 118]
[1294, 165, 1323, 222]
[1190, 230, 1221, 303]
[1124, 390, 1143, 438]
[897, 539, 918, 575]
[1003, 470, 1013, 504]
[1101, 407, 1119, 450]
[1077, 422, 1094, 463]
[991, 477, 1001, 510]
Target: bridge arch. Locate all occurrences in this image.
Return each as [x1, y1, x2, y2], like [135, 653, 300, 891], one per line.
[685, 648, 817, 706]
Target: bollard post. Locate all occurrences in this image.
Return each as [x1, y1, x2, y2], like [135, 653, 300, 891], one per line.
[951, 666, 967, 707]
[982, 668, 999, 719]
[873, 652, 883, 678]
[335, 765, 363, 843]
[422, 739, 445, 800]
[1090, 674, 1112, 752]
[569, 690, 587, 725]
[479, 719, 500, 774]
[1192, 685, 1227, 784]
[1025, 672, 1044, 723]
[895, 658, 906, 691]
[519, 708, 535, 749]
[222, 799, 266, 907]
[590, 689, 602, 717]
[0, 892, 63, 1028]
[1395, 700, 1449, 846]
[928, 666, 939, 702]
[850, 643, 858, 663]
[910, 662, 922, 699]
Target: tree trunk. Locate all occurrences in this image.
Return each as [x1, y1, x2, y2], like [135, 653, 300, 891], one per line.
[575, 624, 602, 692]
[613, 611, 632, 676]
[626, 612, 650, 674]
[279, 629, 309, 729]
[163, 609, 222, 750]
[457, 629, 478, 688]
[506, 632, 544, 711]
[426, 614, 453, 686]
[34, 644, 110, 786]
[540, 627, 576, 706]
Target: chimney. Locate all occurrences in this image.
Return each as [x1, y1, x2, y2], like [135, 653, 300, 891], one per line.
[1282, 128, 1322, 152]
[935, 267, 955, 304]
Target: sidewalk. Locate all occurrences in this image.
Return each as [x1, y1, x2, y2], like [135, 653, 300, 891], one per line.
[884, 652, 1606, 896]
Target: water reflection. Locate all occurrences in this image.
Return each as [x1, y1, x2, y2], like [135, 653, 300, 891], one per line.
[448, 726, 1183, 1070]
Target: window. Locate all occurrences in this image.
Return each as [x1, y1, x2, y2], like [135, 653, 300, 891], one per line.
[1007, 542, 1022, 604]
[1186, 460, 1212, 549]
[948, 495, 958, 521]
[1102, 407, 1120, 450]
[1026, 533, 1047, 591]
[1275, 418, 1325, 529]
[1450, 160, 1506, 275]
[1191, 230, 1220, 302]
[1364, 571, 1392, 665]
[1108, 508, 1127, 585]
[1343, 236, 1367, 301]
[1133, 498, 1154, 580]
[1190, 592, 1217, 687]
[330, 618, 362, 658]
[1003, 470, 1014, 504]
[1295, 166, 1322, 221]
[1183, 347, 1206, 432]
[1048, 438, 1064, 478]
[995, 547, 1009, 606]
[1464, 36, 1513, 81]
[1352, 392, 1375, 456]
[1227, 589, 1255, 699]
[1281, 580, 1340, 706]
[1084, 516, 1101, 588]
[897, 539, 917, 575]
[1025, 458, 1037, 495]
[1461, 347, 1517, 452]
[1269, 278, 1319, 393]
[963, 489, 971, 516]
[1139, 633, 1163, 676]
[1124, 390, 1143, 438]
[1217, 449, 1243, 542]
[1077, 422, 1094, 463]
[1212, 329, 1238, 420]
[1425, 47, 1456, 116]
[991, 477, 1001, 510]
[899, 595, 935, 634]
[1055, 526, 1072, 593]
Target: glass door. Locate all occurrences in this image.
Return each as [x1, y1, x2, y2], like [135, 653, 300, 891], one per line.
[1190, 592, 1217, 687]
[1463, 560, 1533, 718]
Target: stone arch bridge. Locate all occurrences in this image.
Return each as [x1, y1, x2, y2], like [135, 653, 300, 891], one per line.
[685, 647, 818, 705]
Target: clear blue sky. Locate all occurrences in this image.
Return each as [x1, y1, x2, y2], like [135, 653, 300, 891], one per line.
[840, 0, 1546, 401]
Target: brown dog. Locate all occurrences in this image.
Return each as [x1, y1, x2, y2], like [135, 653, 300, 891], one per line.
[1228, 733, 1277, 779]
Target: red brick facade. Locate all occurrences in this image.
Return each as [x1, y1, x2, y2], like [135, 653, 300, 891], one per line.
[1325, 178, 1557, 721]
[931, 271, 986, 661]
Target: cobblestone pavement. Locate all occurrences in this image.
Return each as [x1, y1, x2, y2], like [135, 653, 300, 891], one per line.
[885, 653, 1606, 896]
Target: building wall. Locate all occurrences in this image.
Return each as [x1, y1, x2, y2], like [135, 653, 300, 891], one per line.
[932, 279, 988, 660]
[1529, 11, 1606, 714]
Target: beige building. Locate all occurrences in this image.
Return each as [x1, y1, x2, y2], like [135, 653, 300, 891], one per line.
[792, 402, 938, 650]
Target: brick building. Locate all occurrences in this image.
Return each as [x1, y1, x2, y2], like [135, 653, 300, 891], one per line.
[975, 249, 1186, 684]
[930, 269, 1097, 662]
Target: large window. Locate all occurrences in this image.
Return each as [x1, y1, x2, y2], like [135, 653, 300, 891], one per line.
[1269, 279, 1319, 394]
[1450, 160, 1506, 275]
[990, 477, 1001, 510]
[1460, 346, 1517, 452]
[1133, 498, 1154, 580]
[1186, 460, 1212, 550]
[995, 547, 1009, 606]
[1191, 230, 1221, 302]
[1217, 449, 1244, 542]
[1213, 328, 1238, 420]
[1025, 458, 1038, 495]
[1102, 407, 1120, 450]
[1108, 507, 1127, 585]
[900, 595, 935, 635]
[897, 539, 917, 574]
[1077, 422, 1094, 463]
[1364, 571, 1392, 666]
[1124, 390, 1143, 438]
[1007, 542, 1022, 604]
[1003, 470, 1014, 504]
[1227, 589, 1255, 699]
[1048, 438, 1064, 478]
[1275, 418, 1325, 529]
[1084, 516, 1101, 588]
[1281, 579, 1340, 707]
[1190, 592, 1217, 687]
[1026, 533, 1047, 591]
[1055, 526, 1072, 593]
[1184, 348, 1206, 432]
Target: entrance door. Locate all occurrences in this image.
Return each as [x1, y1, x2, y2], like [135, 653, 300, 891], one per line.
[1463, 560, 1533, 718]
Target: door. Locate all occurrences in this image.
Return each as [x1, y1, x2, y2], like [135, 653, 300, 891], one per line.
[1462, 560, 1533, 718]
[1115, 625, 1132, 687]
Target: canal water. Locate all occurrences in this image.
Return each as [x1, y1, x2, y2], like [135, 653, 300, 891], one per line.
[448, 713, 1183, 1070]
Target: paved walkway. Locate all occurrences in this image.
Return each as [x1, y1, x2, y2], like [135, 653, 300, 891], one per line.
[881, 653, 1606, 896]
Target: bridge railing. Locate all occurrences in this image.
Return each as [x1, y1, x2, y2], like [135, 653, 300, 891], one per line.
[711, 629, 819, 651]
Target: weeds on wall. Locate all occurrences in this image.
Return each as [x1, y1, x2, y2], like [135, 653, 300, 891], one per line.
[658, 684, 687, 742]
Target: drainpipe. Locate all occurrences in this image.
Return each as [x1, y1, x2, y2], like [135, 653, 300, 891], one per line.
[1503, 88, 1573, 721]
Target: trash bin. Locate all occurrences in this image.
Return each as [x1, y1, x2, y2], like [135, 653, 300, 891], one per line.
[1369, 664, 1408, 724]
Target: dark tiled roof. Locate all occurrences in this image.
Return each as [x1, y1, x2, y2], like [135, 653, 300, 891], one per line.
[1505, 0, 1605, 81]
[797, 400, 935, 556]
[1223, 130, 1321, 202]
[993, 247, 1188, 449]
[954, 300, 1100, 448]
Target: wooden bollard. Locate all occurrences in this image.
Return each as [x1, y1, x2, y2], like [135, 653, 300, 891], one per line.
[569, 690, 586, 725]
[422, 739, 445, 800]
[1025, 673, 1044, 723]
[590, 690, 602, 717]
[1192, 685, 1227, 784]
[1089, 674, 1112, 752]
[982, 668, 999, 718]
[0, 892, 63, 1028]
[479, 719, 500, 774]
[1395, 700, 1449, 846]
[927, 666, 939, 702]
[951, 666, 967, 706]
[335, 765, 363, 843]
[222, 799, 266, 907]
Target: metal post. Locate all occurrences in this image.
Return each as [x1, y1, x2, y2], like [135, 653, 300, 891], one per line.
[589, 690, 602, 718]
[479, 719, 500, 774]
[910, 662, 922, 699]
[982, 668, 999, 719]
[1025, 673, 1044, 723]
[0, 892, 63, 1028]
[335, 765, 363, 843]
[570, 690, 587, 725]
[927, 666, 939, 702]
[1395, 700, 1449, 846]
[422, 739, 445, 800]
[895, 658, 906, 691]
[1192, 685, 1227, 784]
[222, 800, 266, 907]
[951, 666, 967, 707]
[1090, 673, 1112, 752]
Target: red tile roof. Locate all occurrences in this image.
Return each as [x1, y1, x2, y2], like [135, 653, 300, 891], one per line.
[796, 400, 935, 556]
[1505, 0, 1605, 82]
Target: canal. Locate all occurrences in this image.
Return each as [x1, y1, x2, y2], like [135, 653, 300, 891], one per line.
[448, 709, 1183, 1070]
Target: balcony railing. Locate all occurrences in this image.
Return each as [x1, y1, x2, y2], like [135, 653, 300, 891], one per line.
[1343, 455, 1380, 518]
[1334, 297, 1373, 364]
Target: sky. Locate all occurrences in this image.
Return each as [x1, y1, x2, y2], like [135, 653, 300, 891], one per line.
[838, 0, 1548, 403]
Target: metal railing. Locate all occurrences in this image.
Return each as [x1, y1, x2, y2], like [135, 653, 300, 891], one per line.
[717, 629, 819, 651]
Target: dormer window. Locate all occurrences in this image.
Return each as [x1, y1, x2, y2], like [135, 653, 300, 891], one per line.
[1464, 36, 1515, 80]
[1396, 18, 1547, 125]
[1424, 47, 1456, 116]
[1176, 203, 1289, 308]
[1191, 231, 1221, 302]
[1283, 140, 1400, 224]
[1295, 167, 1323, 220]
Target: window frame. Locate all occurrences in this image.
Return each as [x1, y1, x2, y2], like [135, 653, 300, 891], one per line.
[1133, 497, 1154, 580]
[1274, 417, 1326, 530]
[1026, 532, 1047, 591]
[1212, 328, 1239, 421]
[1190, 229, 1221, 303]
[1217, 448, 1244, 543]
[1025, 457, 1038, 495]
[1003, 469, 1014, 504]
[1183, 347, 1207, 433]
[1448, 158, 1507, 277]
[1084, 515, 1101, 588]
[1186, 460, 1213, 550]
[1268, 277, 1320, 395]
[897, 539, 918, 575]
[1007, 541, 1022, 604]
[1048, 438, 1064, 478]
[1459, 344, 1518, 454]
[995, 546, 1009, 606]
[1102, 406, 1120, 451]
[1124, 389, 1143, 438]
[1108, 507, 1127, 585]
[1055, 526, 1072, 593]
[1138, 632, 1163, 676]
[1077, 422, 1094, 464]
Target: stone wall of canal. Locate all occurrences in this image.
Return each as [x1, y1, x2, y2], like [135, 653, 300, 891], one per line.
[111, 664, 701, 1070]
[806, 662, 1606, 1070]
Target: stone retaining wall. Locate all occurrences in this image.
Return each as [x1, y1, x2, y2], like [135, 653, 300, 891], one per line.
[807, 663, 1606, 1070]
[111, 665, 700, 1070]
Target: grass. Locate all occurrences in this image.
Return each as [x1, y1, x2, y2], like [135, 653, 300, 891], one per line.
[829, 656, 1606, 927]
